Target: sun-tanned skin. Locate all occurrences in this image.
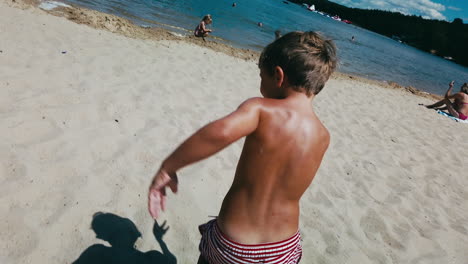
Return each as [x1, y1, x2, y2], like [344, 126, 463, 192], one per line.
[426, 81, 468, 118]
[216, 67, 329, 243]
[148, 65, 329, 246]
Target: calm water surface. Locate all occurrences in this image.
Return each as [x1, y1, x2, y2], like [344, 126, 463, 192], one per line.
[63, 0, 468, 95]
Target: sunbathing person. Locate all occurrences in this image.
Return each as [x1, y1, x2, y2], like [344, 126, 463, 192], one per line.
[426, 81, 468, 120]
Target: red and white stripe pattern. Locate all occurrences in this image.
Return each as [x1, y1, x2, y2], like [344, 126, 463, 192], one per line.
[199, 219, 302, 264]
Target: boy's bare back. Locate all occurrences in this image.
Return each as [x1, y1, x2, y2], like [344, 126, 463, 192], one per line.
[148, 32, 337, 262]
[218, 95, 329, 243]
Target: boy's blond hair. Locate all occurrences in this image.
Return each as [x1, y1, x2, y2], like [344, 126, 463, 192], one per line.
[259, 31, 337, 96]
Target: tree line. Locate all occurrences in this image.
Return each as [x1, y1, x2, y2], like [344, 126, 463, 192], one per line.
[289, 0, 468, 67]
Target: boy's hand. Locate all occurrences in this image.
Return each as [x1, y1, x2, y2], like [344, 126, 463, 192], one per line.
[449, 81, 455, 88]
[148, 168, 178, 219]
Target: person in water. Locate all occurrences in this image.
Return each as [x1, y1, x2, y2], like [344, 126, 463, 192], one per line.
[148, 31, 337, 263]
[194, 14, 213, 41]
[275, 30, 282, 39]
[425, 81, 468, 120]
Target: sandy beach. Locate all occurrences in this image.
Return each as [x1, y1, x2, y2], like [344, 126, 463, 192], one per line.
[1, 1, 468, 263]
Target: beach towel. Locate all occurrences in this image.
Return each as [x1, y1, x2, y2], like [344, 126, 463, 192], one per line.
[437, 110, 468, 123]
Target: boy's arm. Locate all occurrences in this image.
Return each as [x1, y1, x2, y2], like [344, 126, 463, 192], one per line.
[162, 97, 262, 172]
[148, 98, 262, 219]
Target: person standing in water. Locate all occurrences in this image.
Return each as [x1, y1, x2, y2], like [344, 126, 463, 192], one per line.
[275, 30, 282, 39]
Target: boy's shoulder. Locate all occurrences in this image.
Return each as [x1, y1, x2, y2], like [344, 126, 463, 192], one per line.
[237, 97, 265, 111]
[240, 97, 286, 108]
[238, 97, 307, 118]
[242, 97, 265, 104]
[238, 97, 288, 116]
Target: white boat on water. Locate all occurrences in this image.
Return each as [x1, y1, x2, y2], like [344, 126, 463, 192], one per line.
[302, 3, 315, 11]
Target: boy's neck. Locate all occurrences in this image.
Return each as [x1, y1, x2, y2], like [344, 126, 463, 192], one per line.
[282, 87, 315, 103]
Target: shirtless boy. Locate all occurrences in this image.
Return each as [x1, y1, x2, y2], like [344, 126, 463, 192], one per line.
[148, 31, 337, 263]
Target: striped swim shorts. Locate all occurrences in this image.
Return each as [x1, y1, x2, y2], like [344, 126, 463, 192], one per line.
[198, 219, 302, 264]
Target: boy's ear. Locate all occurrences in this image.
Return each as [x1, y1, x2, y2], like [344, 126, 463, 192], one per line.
[274, 66, 285, 87]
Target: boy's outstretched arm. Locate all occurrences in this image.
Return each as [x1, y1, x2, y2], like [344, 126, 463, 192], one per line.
[148, 98, 262, 219]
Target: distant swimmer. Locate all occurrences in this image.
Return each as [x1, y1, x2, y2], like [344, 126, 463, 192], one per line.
[194, 14, 213, 41]
[275, 30, 282, 40]
[351, 36, 355, 41]
[232, 2, 236, 7]
[257, 22, 263, 27]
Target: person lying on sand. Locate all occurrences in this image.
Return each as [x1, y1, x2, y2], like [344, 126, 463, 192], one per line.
[194, 14, 213, 41]
[425, 81, 468, 120]
[148, 31, 337, 264]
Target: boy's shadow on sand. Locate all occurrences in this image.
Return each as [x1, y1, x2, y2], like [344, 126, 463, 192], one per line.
[73, 212, 177, 264]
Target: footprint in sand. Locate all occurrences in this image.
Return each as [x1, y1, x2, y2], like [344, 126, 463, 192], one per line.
[0, 207, 39, 261]
[6, 116, 63, 146]
[360, 208, 405, 250]
[0, 152, 27, 198]
[320, 230, 341, 256]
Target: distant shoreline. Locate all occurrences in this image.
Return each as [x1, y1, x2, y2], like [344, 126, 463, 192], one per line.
[11, 0, 441, 100]
[288, 0, 468, 69]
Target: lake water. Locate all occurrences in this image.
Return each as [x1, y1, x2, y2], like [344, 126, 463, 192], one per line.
[62, 0, 468, 95]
